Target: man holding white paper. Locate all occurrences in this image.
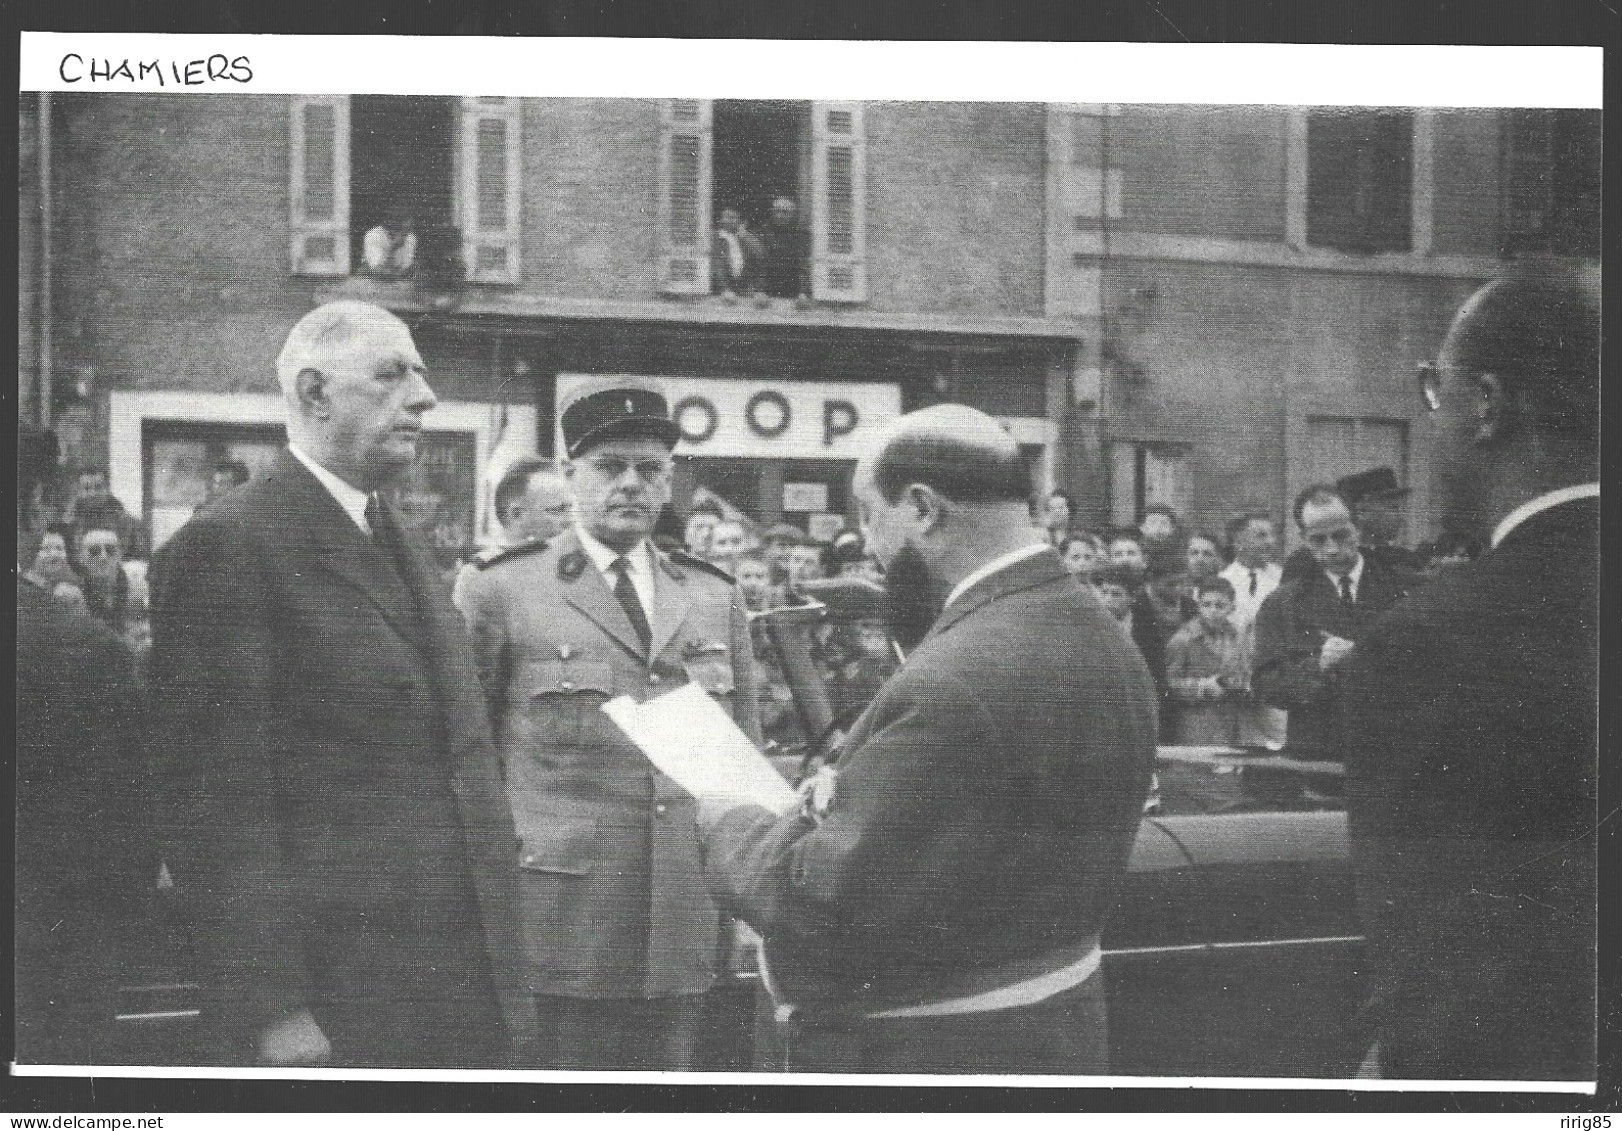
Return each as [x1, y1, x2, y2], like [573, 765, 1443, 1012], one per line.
[460, 377, 761, 1070]
[696, 405, 1159, 1074]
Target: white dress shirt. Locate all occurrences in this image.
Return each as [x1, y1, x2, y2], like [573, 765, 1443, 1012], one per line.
[288, 443, 371, 535]
[1219, 559, 1282, 630]
[1491, 482, 1600, 549]
[575, 523, 656, 623]
[944, 541, 1052, 611]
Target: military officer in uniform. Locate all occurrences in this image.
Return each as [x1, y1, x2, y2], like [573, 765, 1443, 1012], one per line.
[452, 457, 572, 612]
[459, 378, 762, 1070]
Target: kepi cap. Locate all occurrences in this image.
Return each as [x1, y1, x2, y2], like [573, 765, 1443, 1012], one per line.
[560, 377, 680, 458]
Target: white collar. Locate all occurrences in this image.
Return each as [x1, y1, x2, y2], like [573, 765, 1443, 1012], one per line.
[574, 523, 654, 579]
[944, 540, 1051, 611]
[288, 442, 371, 535]
[1491, 483, 1599, 549]
[1224, 560, 1279, 579]
[1324, 553, 1365, 596]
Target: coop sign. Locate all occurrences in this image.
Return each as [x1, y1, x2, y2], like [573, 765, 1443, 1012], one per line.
[555, 376, 901, 460]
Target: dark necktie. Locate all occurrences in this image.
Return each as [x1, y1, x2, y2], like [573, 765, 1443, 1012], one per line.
[365, 492, 433, 655]
[1339, 574, 1355, 606]
[1249, 569, 1258, 597]
[610, 556, 653, 657]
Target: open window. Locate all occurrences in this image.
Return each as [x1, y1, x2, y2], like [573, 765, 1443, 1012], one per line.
[659, 99, 866, 302]
[289, 95, 521, 283]
[1305, 110, 1414, 254]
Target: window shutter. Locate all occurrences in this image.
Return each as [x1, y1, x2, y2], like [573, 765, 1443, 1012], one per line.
[658, 99, 713, 295]
[289, 95, 350, 276]
[460, 97, 522, 283]
[811, 101, 867, 302]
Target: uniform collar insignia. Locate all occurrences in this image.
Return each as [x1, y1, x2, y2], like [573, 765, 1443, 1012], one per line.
[558, 549, 588, 581]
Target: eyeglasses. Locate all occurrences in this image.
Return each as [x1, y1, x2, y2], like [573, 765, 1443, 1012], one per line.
[1417, 360, 1442, 412]
[81, 543, 121, 558]
[583, 457, 673, 483]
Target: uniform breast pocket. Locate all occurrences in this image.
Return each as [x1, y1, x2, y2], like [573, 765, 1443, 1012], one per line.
[520, 659, 617, 764]
[515, 796, 601, 875]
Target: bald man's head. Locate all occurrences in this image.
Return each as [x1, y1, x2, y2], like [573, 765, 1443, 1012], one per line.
[860, 404, 1031, 507]
[1439, 261, 1600, 460]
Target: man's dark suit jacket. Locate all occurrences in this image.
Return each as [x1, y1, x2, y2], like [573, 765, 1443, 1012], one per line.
[1342, 497, 1597, 1080]
[16, 580, 154, 1064]
[148, 450, 532, 1066]
[699, 549, 1158, 1063]
[1252, 556, 1411, 762]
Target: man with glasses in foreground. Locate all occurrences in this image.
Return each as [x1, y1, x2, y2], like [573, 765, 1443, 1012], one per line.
[1343, 264, 1598, 1080]
[462, 377, 760, 1069]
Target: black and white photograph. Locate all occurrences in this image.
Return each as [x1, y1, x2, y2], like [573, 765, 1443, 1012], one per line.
[10, 29, 1605, 1110]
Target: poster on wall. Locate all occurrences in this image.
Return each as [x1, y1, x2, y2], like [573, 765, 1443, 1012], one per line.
[385, 431, 479, 567]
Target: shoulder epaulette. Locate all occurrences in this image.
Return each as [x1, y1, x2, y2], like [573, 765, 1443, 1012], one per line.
[664, 548, 736, 585]
[475, 538, 549, 570]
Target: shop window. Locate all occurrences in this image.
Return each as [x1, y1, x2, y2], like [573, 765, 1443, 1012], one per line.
[658, 98, 866, 302]
[1306, 110, 1413, 253]
[142, 420, 480, 564]
[1109, 442, 1192, 528]
[1500, 109, 1601, 258]
[290, 95, 521, 283]
[144, 423, 283, 549]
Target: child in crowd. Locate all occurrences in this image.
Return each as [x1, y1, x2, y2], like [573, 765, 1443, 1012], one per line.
[1164, 576, 1252, 745]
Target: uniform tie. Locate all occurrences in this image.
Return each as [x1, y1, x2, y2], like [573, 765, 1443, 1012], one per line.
[609, 555, 653, 656]
[1248, 569, 1258, 597]
[1339, 573, 1355, 606]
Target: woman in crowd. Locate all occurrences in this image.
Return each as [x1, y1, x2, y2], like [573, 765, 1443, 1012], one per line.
[1172, 530, 1230, 622]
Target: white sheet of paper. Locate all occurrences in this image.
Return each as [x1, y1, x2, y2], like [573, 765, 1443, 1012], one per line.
[602, 683, 798, 812]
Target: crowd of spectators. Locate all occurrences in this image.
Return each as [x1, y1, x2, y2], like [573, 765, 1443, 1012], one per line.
[45, 442, 1478, 776]
[1038, 470, 1480, 757]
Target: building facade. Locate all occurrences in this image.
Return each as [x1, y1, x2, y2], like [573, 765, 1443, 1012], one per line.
[18, 95, 1598, 557]
[21, 93, 1077, 558]
[1045, 103, 1600, 545]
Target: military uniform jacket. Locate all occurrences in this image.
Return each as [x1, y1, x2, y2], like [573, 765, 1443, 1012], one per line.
[460, 526, 762, 998]
[699, 550, 1159, 1019]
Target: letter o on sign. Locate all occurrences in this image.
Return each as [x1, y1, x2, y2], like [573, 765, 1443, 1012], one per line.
[746, 390, 791, 439]
[674, 396, 719, 444]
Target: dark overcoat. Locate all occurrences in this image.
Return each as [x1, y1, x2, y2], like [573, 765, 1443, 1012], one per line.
[1341, 497, 1597, 1080]
[147, 449, 533, 1065]
[1251, 556, 1411, 762]
[698, 549, 1158, 1069]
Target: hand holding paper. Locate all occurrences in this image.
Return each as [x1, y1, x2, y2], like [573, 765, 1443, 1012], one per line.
[602, 683, 799, 813]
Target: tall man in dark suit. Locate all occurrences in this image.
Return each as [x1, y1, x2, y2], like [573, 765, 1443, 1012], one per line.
[1252, 484, 1411, 764]
[697, 405, 1159, 1073]
[148, 301, 533, 1068]
[1342, 263, 1598, 1080]
[459, 378, 760, 1070]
